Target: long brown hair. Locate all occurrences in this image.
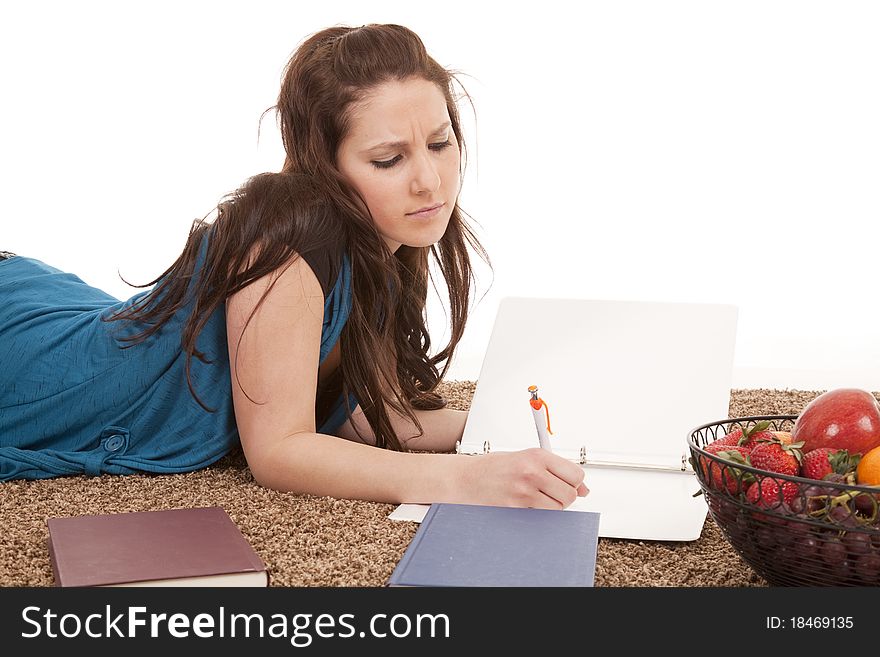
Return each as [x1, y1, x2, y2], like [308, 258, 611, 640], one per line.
[107, 24, 491, 450]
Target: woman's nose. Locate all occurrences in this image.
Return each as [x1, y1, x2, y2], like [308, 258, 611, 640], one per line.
[410, 151, 441, 195]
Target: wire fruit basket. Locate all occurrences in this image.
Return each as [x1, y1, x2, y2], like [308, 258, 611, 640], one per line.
[688, 415, 880, 586]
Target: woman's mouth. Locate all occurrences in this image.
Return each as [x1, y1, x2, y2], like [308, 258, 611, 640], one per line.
[406, 203, 445, 219]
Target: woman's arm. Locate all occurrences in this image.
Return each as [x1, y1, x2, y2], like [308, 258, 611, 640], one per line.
[336, 405, 468, 453]
[226, 254, 586, 507]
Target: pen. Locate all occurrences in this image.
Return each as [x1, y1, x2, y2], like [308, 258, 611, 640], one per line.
[527, 385, 554, 452]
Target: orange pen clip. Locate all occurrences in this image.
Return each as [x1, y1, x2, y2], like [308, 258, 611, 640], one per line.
[527, 385, 553, 435]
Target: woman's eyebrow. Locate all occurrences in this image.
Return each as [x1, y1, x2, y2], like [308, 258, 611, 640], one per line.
[363, 122, 451, 153]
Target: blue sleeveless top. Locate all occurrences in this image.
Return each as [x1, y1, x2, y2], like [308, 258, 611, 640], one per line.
[0, 235, 357, 481]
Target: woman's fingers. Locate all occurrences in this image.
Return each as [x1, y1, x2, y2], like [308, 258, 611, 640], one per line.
[526, 449, 589, 508]
[469, 449, 590, 509]
[532, 490, 568, 510]
[541, 451, 588, 503]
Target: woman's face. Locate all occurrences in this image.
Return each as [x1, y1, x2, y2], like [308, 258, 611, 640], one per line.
[336, 77, 461, 253]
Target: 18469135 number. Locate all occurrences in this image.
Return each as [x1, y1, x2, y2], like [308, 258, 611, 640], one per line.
[766, 616, 854, 630]
[791, 617, 852, 629]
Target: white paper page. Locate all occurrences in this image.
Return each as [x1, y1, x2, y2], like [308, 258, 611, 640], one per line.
[568, 467, 707, 541]
[388, 504, 430, 522]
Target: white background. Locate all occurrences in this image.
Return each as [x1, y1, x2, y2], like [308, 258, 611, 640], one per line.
[3, 1, 879, 391]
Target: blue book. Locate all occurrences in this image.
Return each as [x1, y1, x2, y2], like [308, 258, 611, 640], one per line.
[387, 503, 600, 587]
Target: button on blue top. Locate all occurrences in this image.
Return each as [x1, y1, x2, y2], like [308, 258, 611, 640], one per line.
[104, 435, 125, 452]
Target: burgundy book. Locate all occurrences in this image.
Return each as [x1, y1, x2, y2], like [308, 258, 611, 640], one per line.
[47, 506, 268, 587]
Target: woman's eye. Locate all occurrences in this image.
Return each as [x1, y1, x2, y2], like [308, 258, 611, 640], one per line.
[371, 140, 452, 170]
[372, 155, 402, 169]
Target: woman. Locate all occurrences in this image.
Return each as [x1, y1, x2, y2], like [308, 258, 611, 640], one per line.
[0, 24, 587, 508]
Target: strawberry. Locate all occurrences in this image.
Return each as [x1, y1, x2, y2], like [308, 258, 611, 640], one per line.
[746, 477, 799, 509]
[714, 420, 777, 448]
[742, 429, 778, 448]
[749, 438, 804, 476]
[801, 448, 861, 481]
[714, 428, 744, 446]
[699, 443, 754, 494]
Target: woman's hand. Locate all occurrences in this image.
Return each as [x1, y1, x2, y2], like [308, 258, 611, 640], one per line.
[459, 448, 589, 510]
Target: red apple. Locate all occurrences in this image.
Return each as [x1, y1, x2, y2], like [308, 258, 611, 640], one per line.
[792, 388, 880, 456]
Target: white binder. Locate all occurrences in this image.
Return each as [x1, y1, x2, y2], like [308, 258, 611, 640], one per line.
[452, 296, 739, 542]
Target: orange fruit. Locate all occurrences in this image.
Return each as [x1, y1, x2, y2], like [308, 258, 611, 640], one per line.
[856, 445, 880, 486]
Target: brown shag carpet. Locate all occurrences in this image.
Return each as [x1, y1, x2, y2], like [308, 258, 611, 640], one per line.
[0, 385, 826, 587]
